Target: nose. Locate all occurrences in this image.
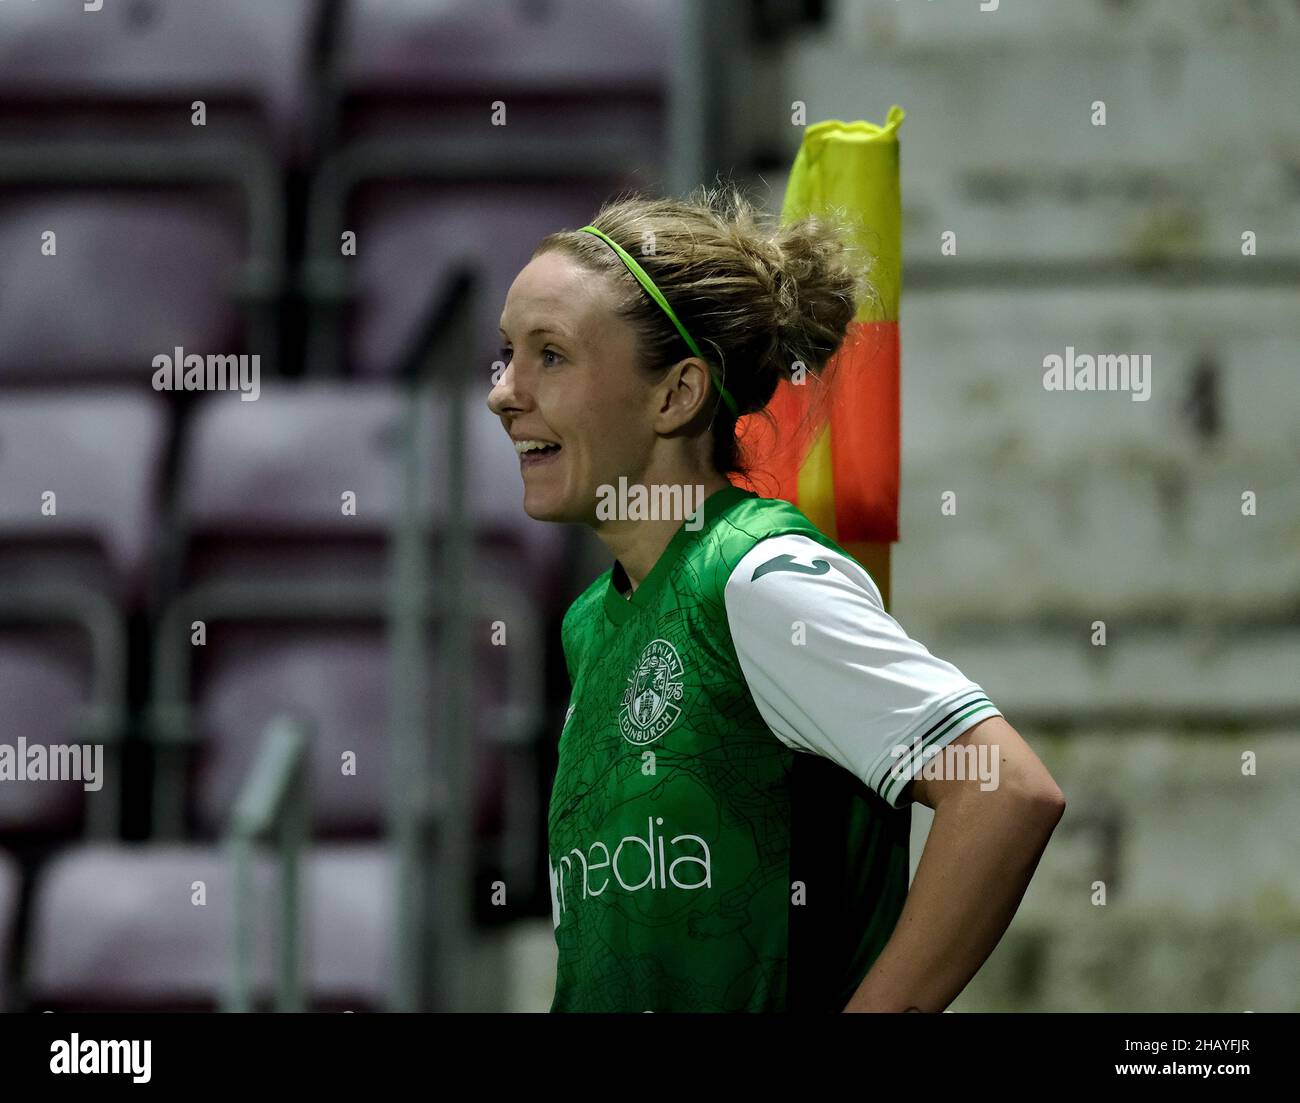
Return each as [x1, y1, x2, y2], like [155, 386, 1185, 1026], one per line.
[486, 358, 520, 419]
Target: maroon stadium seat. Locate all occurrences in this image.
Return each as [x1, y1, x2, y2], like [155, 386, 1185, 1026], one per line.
[0, 194, 248, 385]
[337, 0, 674, 117]
[0, 0, 320, 156]
[149, 383, 554, 893]
[0, 629, 96, 841]
[0, 0, 318, 382]
[25, 841, 392, 1011]
[0, 390, 164, 843]
[0, 849, 20, 1011]
[188, 625, 506, 842]
[307, 0, 679, 376]
[344, 184, 627, 380]
[173, 381, 564, 593]
[0, 389, 167, 604]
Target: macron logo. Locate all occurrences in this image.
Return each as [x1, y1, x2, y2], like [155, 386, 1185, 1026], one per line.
[750, 553, 830, 581]
[750, 549, 874, 596]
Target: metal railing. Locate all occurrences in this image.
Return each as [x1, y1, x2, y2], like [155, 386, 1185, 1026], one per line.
[222, 714, 309, 1013]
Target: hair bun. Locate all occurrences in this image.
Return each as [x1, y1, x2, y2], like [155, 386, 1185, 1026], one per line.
[758, 211, 871, 392]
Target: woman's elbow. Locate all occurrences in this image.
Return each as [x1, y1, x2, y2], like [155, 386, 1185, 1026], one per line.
[1023, 776, 1067, 831]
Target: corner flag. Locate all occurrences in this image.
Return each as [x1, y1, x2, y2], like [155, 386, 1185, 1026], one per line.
[736, 105, 905, 610]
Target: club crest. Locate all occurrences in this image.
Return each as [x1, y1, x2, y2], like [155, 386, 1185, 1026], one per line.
[619, 638, 685, 746]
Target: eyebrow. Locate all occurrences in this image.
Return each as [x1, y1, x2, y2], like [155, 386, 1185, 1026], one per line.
[498, 325, 569, 340]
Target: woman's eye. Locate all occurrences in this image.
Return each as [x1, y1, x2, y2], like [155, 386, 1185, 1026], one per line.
[497, 345, 561, 366]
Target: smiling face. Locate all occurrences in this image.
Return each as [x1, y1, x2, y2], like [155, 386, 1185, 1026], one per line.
[489, 249, 662, 524]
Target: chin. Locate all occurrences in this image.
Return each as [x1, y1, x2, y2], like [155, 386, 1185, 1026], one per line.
[521, 490, 576, 524]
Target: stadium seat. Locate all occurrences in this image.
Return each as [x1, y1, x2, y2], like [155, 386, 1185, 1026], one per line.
[25, 841, 392, 1011]
[0, 849, 20, 1011]
[333, 0, 674, 147]
[0, 195, 250, 386]
[339, 0, 674, 89]
[342, 183, 632, 380]
[148, 383, 555, 892]
[0, 390, 166, 841]
[187, 625, 505, 841]
[171, 381, 564, 597]
[0, 0, 318, 382]
[304, 0, 678, 375]
[0, 389, 168, 605]
[0, 0, 321, 157]
[0, 628, 97, 841]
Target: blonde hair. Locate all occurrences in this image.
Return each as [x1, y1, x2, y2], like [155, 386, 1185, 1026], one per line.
[533, 182, 875, 476]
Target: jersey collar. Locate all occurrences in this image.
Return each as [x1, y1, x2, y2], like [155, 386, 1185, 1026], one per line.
[603, 483, 754, 626]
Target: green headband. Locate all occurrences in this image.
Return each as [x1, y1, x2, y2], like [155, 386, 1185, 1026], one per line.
[577, 224, 739, 416]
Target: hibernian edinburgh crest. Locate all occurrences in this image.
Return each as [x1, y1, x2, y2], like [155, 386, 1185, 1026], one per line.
[619, 638, 685, 746]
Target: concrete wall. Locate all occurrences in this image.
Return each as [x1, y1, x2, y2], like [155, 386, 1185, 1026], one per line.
[790, 0, 1300, 1012]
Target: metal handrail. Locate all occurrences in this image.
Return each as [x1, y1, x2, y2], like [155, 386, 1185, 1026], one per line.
[222, 714, 309, 1013]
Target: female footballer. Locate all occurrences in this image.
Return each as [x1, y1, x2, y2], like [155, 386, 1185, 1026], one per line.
[489, 186, 1066, 1013]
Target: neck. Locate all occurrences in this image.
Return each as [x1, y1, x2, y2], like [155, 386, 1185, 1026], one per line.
[594, 463, 733, 593]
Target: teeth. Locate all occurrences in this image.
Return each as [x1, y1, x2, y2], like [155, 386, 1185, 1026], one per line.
[515, 439, 559, 454]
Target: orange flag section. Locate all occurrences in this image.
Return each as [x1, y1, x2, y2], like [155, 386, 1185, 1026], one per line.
[828, 320, 899, 543]
[736, 319, 898, 542]
[735, 320, 899, 606]
[735, 106, 905, 609]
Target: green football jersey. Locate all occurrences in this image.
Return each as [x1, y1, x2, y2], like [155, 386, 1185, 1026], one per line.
[548, 484, 1000, 1012]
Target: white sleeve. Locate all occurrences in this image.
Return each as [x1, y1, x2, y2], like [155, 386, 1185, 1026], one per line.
[723, 533, 1002, 808]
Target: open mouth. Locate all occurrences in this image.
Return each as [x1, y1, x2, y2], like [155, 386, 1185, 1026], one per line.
[517, 442, 559, 468]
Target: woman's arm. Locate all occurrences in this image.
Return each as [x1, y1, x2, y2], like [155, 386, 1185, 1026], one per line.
[843, 715, 1065, 1012]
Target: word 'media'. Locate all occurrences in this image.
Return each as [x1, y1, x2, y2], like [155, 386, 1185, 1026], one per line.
[151, 347, 260, 401]
[1042, 346, 1150, 401]
[549, 816, 712, 923]
[595, 478, 705, 530]
[0, 737, 102, 791]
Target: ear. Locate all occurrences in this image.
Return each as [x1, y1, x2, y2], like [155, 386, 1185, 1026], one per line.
[651, 357, 716, 434]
